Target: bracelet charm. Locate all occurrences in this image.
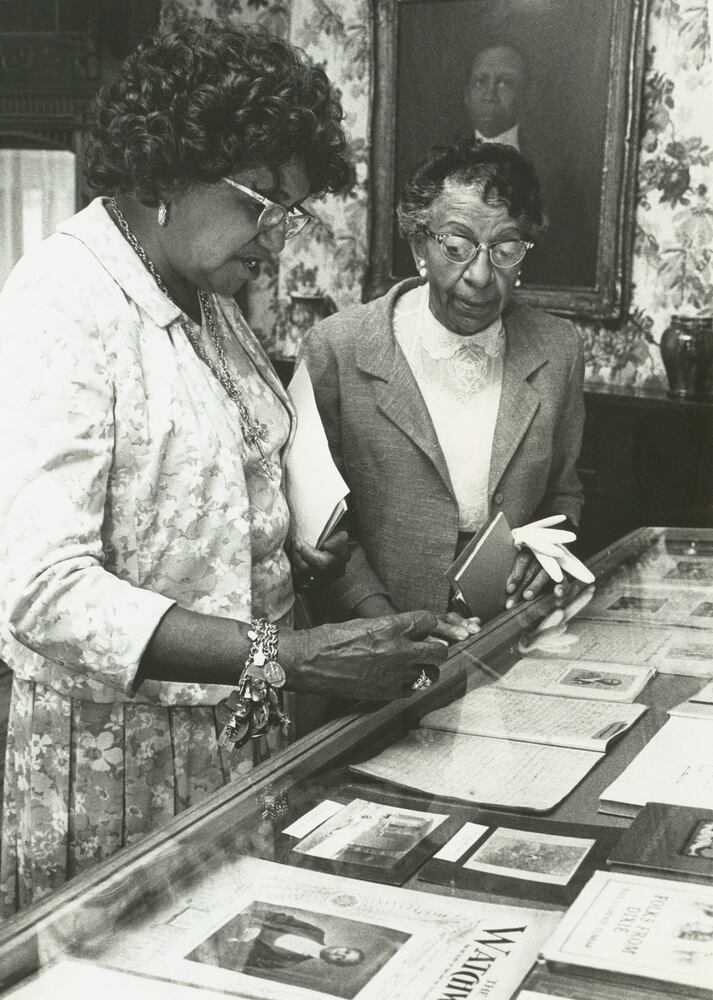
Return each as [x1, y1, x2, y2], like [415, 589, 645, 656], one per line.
[218, 618, 290, 751]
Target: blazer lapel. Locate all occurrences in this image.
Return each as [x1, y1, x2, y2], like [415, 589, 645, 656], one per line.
[489, 305, 548, 497]
[355, 281, 456, 499]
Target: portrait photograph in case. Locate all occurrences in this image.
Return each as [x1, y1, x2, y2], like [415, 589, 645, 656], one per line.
[280, 797, 458, 885]
[607, 802, 713, 883]
[419, 815, 620, 904]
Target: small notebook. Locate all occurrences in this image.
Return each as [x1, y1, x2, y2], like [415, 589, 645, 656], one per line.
[445, 511, 517, 621]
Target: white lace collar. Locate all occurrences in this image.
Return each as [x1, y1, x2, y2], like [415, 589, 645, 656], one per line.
[414, 283, 504, 360]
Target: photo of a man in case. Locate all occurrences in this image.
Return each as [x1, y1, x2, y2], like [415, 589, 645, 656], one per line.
[186, 901, 410, 998]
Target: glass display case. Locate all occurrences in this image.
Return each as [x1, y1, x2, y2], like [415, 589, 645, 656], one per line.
[1, 526, 712, 1000]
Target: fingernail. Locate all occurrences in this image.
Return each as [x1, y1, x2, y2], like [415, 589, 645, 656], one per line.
[505, 598, 515, 610]
[506, 583, 516, 593]
[523, 590, 533, 600]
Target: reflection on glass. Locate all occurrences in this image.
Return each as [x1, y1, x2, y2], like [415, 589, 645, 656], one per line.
[0, 149, 76, 289]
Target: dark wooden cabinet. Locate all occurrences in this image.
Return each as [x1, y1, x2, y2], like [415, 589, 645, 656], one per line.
[578, 385, 713, 556]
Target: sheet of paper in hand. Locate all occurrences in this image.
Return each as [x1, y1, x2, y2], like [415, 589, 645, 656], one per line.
[445, 511, 517, 621]
[285, 360, 349, 548]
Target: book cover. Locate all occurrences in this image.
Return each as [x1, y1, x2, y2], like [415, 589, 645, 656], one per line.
[542, 870, 713, 996]
[607, 802, 713, 883]
[445, 511, 517, 621]
[93, 857, 560, 1000]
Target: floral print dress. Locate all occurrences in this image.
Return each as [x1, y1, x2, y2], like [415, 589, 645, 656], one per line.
[0, 200, 296, 916]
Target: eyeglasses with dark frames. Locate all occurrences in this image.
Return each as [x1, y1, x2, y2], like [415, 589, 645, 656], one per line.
[423, 229, 533, 268]
[222, 178, 313, 238]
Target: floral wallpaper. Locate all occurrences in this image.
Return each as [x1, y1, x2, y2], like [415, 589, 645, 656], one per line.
[164, 0, 712, 387]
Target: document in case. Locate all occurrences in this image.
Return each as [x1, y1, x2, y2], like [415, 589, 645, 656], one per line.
[281, 797, 457, 885]
[671, 678, 713, 719]
[419, 813, 619, 905]
[284, 360, 349, 548]
[580, 582, 713, 630]
[599, 716, 713, 818]
[93, 856, 560, 1000]
[607, 802, 713, 884]
[542, 870, 713, 996]
[421, 687, 646, 751]
[350, 729, 603, 813]
[519, 617, 713, 677]
[498, 658, 654, 703]
[445, 511, 517, 621]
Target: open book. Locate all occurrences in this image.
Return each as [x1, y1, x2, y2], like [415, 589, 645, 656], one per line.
[500, 657, 655, 703]
[350, 728, 603, 813]
[284, 361, 349, 548]
[421, 686, 646, 753]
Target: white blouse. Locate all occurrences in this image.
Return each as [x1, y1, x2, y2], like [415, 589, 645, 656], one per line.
[394, 283, 504, 532]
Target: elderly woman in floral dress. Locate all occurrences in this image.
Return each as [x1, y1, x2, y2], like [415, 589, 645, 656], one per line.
[0, 19, 444, 916]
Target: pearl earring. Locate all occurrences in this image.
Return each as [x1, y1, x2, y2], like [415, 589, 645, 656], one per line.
[515, 275, 522, 287]
[158, 200, 169, 226]
[418, 259, 427, 278]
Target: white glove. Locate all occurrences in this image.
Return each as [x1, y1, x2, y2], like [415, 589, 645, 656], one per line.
[511, 515, 595, 586]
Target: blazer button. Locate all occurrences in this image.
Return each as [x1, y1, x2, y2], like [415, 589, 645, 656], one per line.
[493, 492, 504, 505]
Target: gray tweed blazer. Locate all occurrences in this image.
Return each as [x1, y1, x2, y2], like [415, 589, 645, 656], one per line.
[301, 278, 585, 616]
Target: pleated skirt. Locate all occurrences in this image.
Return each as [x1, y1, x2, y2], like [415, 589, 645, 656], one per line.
[0, 677, 287, 918]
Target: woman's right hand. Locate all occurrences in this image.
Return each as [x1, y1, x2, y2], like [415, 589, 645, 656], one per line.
[281, 611, 448, 701]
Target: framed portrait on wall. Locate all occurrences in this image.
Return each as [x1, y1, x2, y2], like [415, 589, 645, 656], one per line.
[366, 0, 649, 320]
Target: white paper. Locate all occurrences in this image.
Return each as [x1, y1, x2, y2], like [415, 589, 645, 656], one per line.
[421, 687, 645, 751]
[692, 678, 713, 703]
[543, 870, 713, 991]
[5, 960, 226, 999]
[88, 857, 559, 1000]
[581, 582, 713, 629]
[284, 360, 349, 548]
[499, 658, 654, 703]
[599, 716, 713, 816]
[433, 823, 490, 862]
[283, 800, 344, 839]
[351, 729, 602, 812]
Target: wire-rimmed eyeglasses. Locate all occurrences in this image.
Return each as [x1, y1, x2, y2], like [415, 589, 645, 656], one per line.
[423, 229, 533, 268]
[222, 178, 313, 239]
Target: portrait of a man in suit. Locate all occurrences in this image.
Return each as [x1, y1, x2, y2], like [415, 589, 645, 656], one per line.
[462, 39, 597, 288]
[186, 900, 410, 999]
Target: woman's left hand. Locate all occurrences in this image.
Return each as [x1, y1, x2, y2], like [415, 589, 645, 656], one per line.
[505, 550, 569, 609]
[291, 530, 352, 591]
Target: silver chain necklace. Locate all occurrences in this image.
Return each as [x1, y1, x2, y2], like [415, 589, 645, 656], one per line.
[109, 197, 272, 475]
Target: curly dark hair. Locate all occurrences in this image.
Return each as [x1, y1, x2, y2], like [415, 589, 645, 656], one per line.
[85, 18, 351, 204]
[397, 140, 547, 242]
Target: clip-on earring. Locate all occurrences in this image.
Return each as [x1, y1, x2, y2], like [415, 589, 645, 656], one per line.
[418, 259, 427, 278]
[158, 200, 169, 226]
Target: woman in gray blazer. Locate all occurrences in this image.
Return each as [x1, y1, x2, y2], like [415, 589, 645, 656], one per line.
[302, 141, 585, 637]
